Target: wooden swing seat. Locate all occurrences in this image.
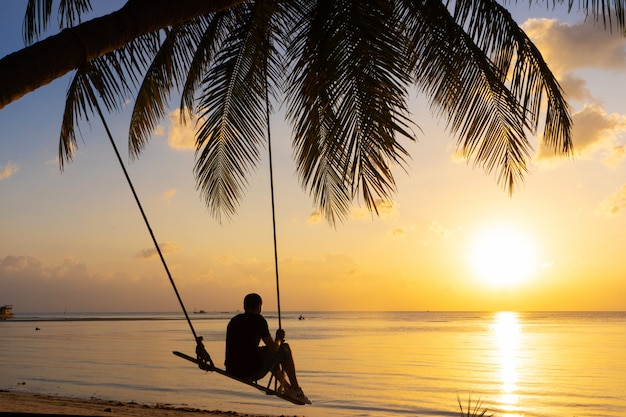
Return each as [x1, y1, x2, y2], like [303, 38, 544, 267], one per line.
[172, 351, 309, 405]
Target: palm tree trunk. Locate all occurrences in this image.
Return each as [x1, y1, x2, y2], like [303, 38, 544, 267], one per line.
[0, 0, 243, 110]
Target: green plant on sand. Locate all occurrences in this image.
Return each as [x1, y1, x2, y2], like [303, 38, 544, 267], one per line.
[458, 395, 497, 417]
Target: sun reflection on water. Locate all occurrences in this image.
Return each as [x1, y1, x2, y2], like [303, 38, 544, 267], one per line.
[492, 312, 523, 417]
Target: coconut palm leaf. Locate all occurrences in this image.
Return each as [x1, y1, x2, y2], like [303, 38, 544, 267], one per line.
[286, 0, 416, 224]
[451, 0, 572, 152]
[29, 0, 626, 223]
[59, 33, 159, 167]
[179, 13, 231, 123]
[194, 1, 282, 222]
[23, 0, 92, 44]
[59, 58, 126, 168]
[562, 0, 626, 33]
[128, 19, 208, 158]
[402, 0, 556, 192]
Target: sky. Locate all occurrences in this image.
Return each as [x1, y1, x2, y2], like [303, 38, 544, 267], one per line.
[1, 2, 626, 313]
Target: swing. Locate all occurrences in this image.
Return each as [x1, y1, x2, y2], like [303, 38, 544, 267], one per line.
[92, 71, 310, 406]
[172, 351, 308, 406]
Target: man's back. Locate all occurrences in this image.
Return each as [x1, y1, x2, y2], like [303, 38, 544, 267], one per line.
[225, 312, 270, 377]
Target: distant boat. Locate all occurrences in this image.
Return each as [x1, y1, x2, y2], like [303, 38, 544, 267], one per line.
[194, 309, 207, 314]
[0, 305, 14, 320]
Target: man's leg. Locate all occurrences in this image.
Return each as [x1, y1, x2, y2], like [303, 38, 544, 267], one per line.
[279, 344, 311, 404]
[271, 366, 290, 391]
[279, 343, 300, 390]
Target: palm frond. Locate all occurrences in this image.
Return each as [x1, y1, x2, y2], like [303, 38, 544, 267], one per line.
[289, 95, 353, 225]
[179, 13, 230, 122]
[22, 0, 54, 45]
[128, 20, 208, 158]
[59, 65, 93, 168]
[452, 0, 572, 153]
[58, 0, 92, 29]
[403, 0, 539, 193]
[59, 54, 138, 168]
[561, 0, 626, 33]
[286, 0, 416, 224]
[110, 32, 162, 90]
[59, 32, 160, 167]
[39, 0, 598, 225]
[60, 35, 158, 167]
[23, 0, 92, 45]
[195, 1, 281, 222]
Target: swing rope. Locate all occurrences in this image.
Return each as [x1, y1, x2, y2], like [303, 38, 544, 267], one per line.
[264, 71, 282, 330]
[91, 55, 281, 359]
[93, 97, 199, 344]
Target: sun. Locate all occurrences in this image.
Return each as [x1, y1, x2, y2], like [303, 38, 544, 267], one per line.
[470, 225, 538, 286]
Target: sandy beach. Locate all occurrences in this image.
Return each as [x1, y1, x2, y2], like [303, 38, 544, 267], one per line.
[0, 391, 287, 417]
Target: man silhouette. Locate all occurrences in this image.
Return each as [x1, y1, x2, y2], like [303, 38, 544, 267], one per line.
[225, 293, 311, 404]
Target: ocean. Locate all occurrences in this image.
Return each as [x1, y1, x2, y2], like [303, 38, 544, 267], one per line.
[0, 311, 624, 417]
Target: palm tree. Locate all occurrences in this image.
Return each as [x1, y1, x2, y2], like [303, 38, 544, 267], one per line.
[7, 0, 626, 224]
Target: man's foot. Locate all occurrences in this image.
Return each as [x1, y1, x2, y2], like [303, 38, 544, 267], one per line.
[284, 387, 312, 405]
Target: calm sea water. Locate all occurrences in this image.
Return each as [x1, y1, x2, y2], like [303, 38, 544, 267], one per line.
[0, 311, 624, 417]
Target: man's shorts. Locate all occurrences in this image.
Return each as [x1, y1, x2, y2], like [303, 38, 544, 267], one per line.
[248, 344, 288, 381]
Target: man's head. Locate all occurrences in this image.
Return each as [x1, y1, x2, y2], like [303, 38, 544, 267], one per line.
[243, 293, 263, 313]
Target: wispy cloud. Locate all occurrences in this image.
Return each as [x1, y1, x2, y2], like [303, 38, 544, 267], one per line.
[537, 103, 626, 163]
[522, 19, 626, 166]
[307, 210, 323, 224]
[599, 184, 626, 215]
[0, 162, 18, 181]
[428, 220, 454, 239]
[391, 227, 405, 237]
[161, 189, 177, 203]
[167, 110, 198, 150]
[421, 220, 457, 247]
[523, 18, 626, 77]
[351, 199, 396, 220]
[307, 199, 396, 223]
[0, 255, 176, 312]
[135, 241, 181, 259]
[153, 125, 165, 136]
[522, 18, 626, 109]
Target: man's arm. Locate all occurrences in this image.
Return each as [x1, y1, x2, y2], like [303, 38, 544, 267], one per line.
[262, 329, 285, 353]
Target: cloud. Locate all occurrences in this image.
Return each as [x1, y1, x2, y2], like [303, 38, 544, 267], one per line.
[536, 103, 626, 163]
[307, 210, 323, 224]
[391, 227, 405, 237]
[351, 199, 396, 220]
[557, 73, 593, 102]
[421, 220, 457, 246]
[161, 188, 177, 202]
[167, 110, 198, 150]
[0, 255, 175, 312]
[598, 184, 626, 215]
[135, 241, 181, 259]
[523, 19, 626, 168]
[374, 199, 395, 216]
[0, 162, 18, 181]
[0, 255, 86, 285]
[153, 125, 165, 136]
[0, 255, 41, 274]
[428, 220, 454, 239]
[523, 18, 626, 77]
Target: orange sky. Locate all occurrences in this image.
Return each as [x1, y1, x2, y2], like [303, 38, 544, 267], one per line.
[1, 4, 626, 313]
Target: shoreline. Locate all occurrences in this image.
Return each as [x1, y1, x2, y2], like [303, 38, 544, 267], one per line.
[0, 390, 287, 417]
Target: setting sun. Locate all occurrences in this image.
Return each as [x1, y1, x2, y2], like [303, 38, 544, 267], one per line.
[470, 225, 538, 286]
